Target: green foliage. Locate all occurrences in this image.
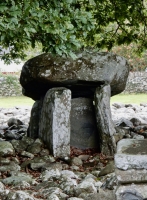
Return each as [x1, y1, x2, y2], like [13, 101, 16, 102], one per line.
[0, 72, 21, 94]
[112, 44, 147, 71]
[0, 0, 147, 63]
[0, 72, 18, 85]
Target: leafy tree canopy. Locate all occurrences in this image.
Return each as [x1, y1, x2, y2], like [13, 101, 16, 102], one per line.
[0, 0, 147, 63]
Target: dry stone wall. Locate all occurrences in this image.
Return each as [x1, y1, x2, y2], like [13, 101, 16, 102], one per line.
[0, 71, 147, 97]
[0, 74, 22, 96]
[123, 71, 147, 94]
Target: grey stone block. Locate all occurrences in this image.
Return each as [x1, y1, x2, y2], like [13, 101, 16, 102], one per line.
[39, 87, 71, 157]
[115, 168, 147, 184]
[28, 99, 43, 139]
[115, 139, 147, 170]
[115, 184, 147, 200]
[70, 98, 99, 149]
[94, 85, 116, 155]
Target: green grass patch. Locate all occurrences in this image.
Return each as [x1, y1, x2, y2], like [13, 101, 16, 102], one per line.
[111, 94, 147, 105]
[0, 94, 147, 108]
[0, 96, 34, 108]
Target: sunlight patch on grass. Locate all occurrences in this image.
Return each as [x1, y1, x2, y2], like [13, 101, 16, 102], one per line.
[0, 94, 147, 108]
[0, 96, 34, 108]
[111, 94, 147, 105]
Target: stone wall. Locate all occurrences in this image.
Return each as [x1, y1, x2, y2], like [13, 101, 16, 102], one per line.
[123, 71, 147, 94]
[0, 72, 147, 96]
[0, 74, 22, 96]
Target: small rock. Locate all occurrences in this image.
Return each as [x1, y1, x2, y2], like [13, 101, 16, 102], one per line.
[74, 181, 97, 197]
[0, 158, 10, 165]
[71, 157, 83, 166]
[0, 141, 14, 157]
[0, 161, 20, 172]
[0, 181, 5, 191]
[40, 148, 50, 156]
[101, 173, 117, 190]
[7, 118, 23, 127]
[11, 139, 28, 152]
[133, 134, 144, 139]
[98, 161, 115, 177]
[47, 194, 60, 200]
[6, 191, 34, 200]
[114, 118, 133, 128]
[42, 162, 62, 171]
[112, 103, 125, 108]
[68, 198, 84, 200]
[2, 172, 33, 186]
[78, 155, 90, 161]
[20, 151, 34, 159]
[130, 117, 141, 126]
[21, 136, 34, 146]
[41, 169, 61, 181]
[27, 143, 42, 154]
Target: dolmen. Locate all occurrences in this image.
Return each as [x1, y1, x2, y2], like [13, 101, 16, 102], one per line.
[20, 50, 129, 157]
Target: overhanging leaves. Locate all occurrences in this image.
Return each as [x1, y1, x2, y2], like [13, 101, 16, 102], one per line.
[0, 0, 147, 63]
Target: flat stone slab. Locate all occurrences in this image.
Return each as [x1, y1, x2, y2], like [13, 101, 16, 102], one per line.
[39, 87, 71, 157]
[20, 51, 129, 100]
[115, 168, 147, 183]
[70, 97, 99, 149]
[115, 139, 147, 170]
[115, 184, 147, 200]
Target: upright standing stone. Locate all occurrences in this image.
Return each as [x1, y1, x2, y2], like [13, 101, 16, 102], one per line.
[70, 97, 99, 149]
[39, 87, 71, 157]
[94, 84, 116, 155]
[28, 99, 43, 139]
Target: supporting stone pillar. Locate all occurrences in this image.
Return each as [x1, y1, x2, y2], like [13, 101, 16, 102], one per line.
[28, 98, 43, 139]
[70, 97, 99, 149]
[39, 87, 71, 157]
[94, 84, 116, 156]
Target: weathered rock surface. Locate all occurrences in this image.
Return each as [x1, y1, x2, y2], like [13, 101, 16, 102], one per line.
[116, 185, 147, 200]
[115, 138, 147, 200]
[0, 106, 31, 127]
[1, 104, 147, 199]
[39, 87, 71, 157]
[115, 168, 147, 183]
[1, 103, 147, 146]
[28, 99, 43, 139]
[98, 161, 115, 177]
[115, 139, 147, 170]
[20, 51, 130, 157]
[70, 98, 99, 149]
[0, 130, 116, 200]
[94, 85, 116, 155]
[20, 51, 129, 100]
[0, 141, 14, 156]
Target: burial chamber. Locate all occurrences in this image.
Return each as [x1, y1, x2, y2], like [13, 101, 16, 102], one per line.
[20, 50, 129, 157]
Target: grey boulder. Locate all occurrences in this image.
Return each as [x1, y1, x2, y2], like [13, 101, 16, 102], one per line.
[20, 51, 129, 100]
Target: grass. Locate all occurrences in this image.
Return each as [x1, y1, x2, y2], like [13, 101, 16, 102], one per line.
[0, 96, 34, 108]
[0, 94, 147, 108]
[111, 93, 147, 105]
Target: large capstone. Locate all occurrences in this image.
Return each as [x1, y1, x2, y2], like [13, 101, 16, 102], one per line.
[20, 51, 129, 100]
